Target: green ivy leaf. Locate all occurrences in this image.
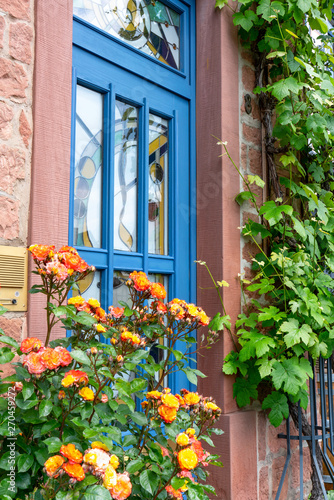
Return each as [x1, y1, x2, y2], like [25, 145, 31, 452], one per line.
[271, 357, 310, 396]
[215, 0, 229, 8]
[269, 77, 302, 100]
[233, 377, 258, 407]
[233, 10, 258, 31]
[209, 313, 231, 332]
[280, 319, 312, 348]
[262, 392, 289, 427]
[235, 191, 257, 206]
[259, 200, 293, 226]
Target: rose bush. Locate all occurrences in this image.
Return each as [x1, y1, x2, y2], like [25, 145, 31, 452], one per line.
[0, 245, 223, 500]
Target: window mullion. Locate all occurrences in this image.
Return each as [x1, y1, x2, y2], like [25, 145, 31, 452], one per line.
[107, 84, 115, 307]
[142, 98, 149, 275]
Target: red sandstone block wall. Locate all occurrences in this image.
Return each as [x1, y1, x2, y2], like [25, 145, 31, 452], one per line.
[0, 0, 34, 375]
[239, 48, 312, 498]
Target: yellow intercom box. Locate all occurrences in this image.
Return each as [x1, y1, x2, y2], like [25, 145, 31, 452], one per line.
[0, 246, 28, 311]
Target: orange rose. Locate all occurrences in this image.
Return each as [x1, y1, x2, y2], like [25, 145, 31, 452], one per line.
[146, 391, 162, 400]
[58, 390, 66, 400]
[186, 303, 199, 317]
[61, 252, 89, 273]
[190, 440, 209, 464]
[109, 306, 124, 318]
[20, 337, 43, 353]
[54, 346, 72, 366]
[165, 485, 183, 499]
[40, 347, 62, 370]
[158, 404, 177, 423]
[183, 392, 200, 405]
[157, 301, 167, 313]
[198, 310, 210, 326]
[23, 351, 45, 375]
[108, 472, 132, 500]
[44, 455, 65, 477]
[45, 260, 69, 281]
[161, 393, 180, 409]
[79, 387, 94, 401]
[150, 282, 167, 299]
[60, 444, 83, 464]
[169, 302, 185, 320]
[177, 448, 198, 470]
[129, 271, 151, 292]
[95, 307, 106, 320]
[62, 462, 85, 481]
[29, 244, 55, 261]
[61, 370, 88, 387]
[58, 246, 78, 255]
[175, 394, 185, 406]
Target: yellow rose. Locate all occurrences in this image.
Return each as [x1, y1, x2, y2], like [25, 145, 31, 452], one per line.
[177, 448, 198, 470]
[103, 465, 117, 488]
[176, 433, 190, 447]
[79, 387, 94, 401]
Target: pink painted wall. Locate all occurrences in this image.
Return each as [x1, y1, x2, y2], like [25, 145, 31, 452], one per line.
[0, 0, 34, 376]
[28, 0, 73, 342]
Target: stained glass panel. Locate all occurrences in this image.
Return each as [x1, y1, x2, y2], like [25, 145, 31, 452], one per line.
[73, 270, 101, 301]
[113, 270, 130, 306]
[148, 113, 168, 255]
[74, 85, 103, 248]
[114, 100, 138, 252]
[73, 0, 180, 69]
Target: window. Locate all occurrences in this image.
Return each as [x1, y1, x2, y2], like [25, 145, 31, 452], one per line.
[70, 0, 196, 392]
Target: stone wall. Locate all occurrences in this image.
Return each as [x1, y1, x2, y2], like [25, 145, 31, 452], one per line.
[238, 47, 313, 499]
[0, 0, 34, 372]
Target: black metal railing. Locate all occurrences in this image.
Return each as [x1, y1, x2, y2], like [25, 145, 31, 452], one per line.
[275, 356, 334, 499]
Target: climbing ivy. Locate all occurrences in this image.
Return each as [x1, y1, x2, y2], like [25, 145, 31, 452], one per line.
[213, 0, 334, 434]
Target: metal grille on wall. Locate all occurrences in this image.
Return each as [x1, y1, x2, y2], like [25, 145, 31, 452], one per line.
[275, 357, 334, 499]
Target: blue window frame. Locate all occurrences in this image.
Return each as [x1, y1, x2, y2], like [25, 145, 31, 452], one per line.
[70, 0, 196, 393]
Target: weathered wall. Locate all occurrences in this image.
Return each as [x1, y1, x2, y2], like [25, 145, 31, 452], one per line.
[0, 0, 34, 373]
[239, 47, 312, 499]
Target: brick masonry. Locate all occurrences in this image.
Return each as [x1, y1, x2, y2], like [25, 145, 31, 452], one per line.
[239, 47, 313, 498]
[0, 0, 34, 375]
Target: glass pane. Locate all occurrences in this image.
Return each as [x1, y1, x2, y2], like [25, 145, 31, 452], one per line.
[73, 269, 101, 301]
[73, 0, 180, 69]
[74, 85, 103, 248]
[113, 270, 130, 306]
[114, 101, 138, 252]
[148, 114, 168, 255]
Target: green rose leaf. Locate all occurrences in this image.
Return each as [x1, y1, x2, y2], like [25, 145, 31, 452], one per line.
[139, 470, 159, 495]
